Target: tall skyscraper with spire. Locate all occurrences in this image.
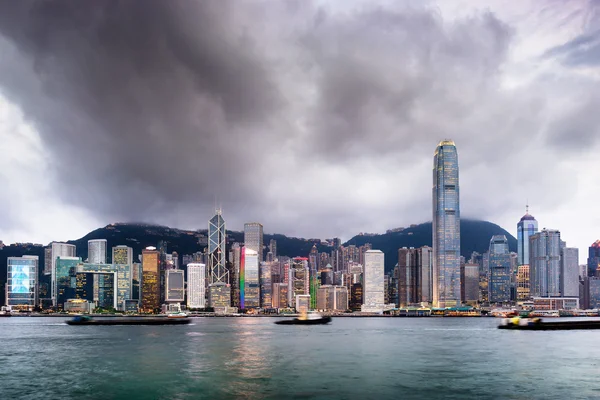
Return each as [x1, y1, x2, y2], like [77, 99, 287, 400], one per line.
[517, 204, 538, 266]
[432, 140, 461, 308]
[208, 209, 228, 284]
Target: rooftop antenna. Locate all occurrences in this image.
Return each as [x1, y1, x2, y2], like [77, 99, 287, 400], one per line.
[526, 199, 529, 214]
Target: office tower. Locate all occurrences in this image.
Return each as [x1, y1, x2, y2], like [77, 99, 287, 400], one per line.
[516, 265, 530, 300]
[171, 252, 179, 269]
[289, 257, 309, 306]
[295, 294, 311, 313]
[131, 263, 141, 300]
[141, 247, 160, 313]
[165, 269, 185, 303]
[208, 282, 231, 308]
[88, 239, 107, 264]
[587, 241, 600, 277]
[46, 242, 76, 306]
[7, 256, 38, 310]
[320, 267, 334, 285]
[561, 247, 579, 297]
[55, 256, 83, 310]
[432, 140, 461, 308]
[397, 247, 419, 307]
[272, 283, 289, 309]
[112, 245, 133, 266]
[529, 229, 561, 297]
[317, 285, 349, 311]
[230, 243, 242, 308]
[244, 222, 264, 262]
[463, 263, 479, 304]
[269, 239, 277, 259]
[209, 209, 228, 284]
[488, 235, 511, 303]
[240, 247, 260, 309]
[79, 263, 130, 310]
[187, 263, 206, 309]
[517, 206, 538, 266]
[362, 250, 385, 312]
[418, 246, 433, 303]
[260, 262, 272, 308]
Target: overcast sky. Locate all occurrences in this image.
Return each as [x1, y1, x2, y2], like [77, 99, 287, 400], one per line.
[0, 0, 599, 261]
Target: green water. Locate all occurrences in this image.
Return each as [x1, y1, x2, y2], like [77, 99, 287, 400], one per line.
[1, 317, 599, 399]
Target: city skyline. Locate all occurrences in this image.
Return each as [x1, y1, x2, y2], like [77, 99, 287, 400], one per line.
[1, 1, 600, 260]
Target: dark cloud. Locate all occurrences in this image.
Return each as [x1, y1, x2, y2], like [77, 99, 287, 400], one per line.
[0, 0, 599, 241]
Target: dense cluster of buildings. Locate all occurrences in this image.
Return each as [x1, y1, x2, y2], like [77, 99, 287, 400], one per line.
[3, 140, 599, 313]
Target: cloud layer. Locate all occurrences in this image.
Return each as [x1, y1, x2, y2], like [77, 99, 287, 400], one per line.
[0, 0, 599, 257]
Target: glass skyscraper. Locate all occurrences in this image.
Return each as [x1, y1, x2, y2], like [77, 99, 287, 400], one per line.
[530, 229, 561, 297]
[7, 256, 38, 310]
[432, 140, 461, 308]
[244, 222, 264, 262]
[88, 239, 107, 264]
[488, 235, 511, 303]
[209, 210, 228, 284]
[362, 250, 385, 312]
[517, 207, 538, 267]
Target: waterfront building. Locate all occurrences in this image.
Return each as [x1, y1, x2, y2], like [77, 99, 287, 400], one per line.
[187, 263, 206, 309]
[517, 206, 538, 266]
[532, 297, 579, 310]
[64, 299, 93, 313]
[272, 282, 289, 309]
[259, 262, 272, 308]
[350, 283, 363, 311]
[517, 265, 530, 301]
[165, 269, 185, 303]
[295, 294, 310, 313]
[55, 256, 82, 310]
[289, 258, 309, 306]
[362, 250, 385, 312]
[397, 247, 419, 307]
[208, 209, 228, 284]
[244, 222, 264, 262]
[316, 285, 348, 312]
[418, 246, 433, 303]
[79, 263, 130, 309]
[208, 282, 231, 308]
[529, 229, 561, 297]
[230, 243, 242, 308]
[463, 263, 479, 305]
[112, 245, 133, 266]
[131, 263, 141, 300]
[6, 256, 38, 310]
[240, 247, 260, 309]
[88, 239, 107, 264]
[561, 247, 579, 297]
[432, 140, 461, 308]
[47, 242, 76, 306]
[488, 235, 511, 303]
[587, 240, 600, 277]
[141, 247, 160, 313]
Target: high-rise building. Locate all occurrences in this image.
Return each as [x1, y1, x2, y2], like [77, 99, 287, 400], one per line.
[516, 265, 530, 300]
[229, 243, 242, 308]
[530, 229, 561, 297]
[208, 209, 228, 284]
[7, 256, 38, 310]
[112, 245, 133, 266]
[269, 239, 277, 259]
[397, 248, 419, 307]
[418, 246, 433, 303]
[187, 263, 206, 309]
[463, 263, 479, 304]
[362, 250, 385, 312]
[587, 241, 600, 277]
[141, 247, 160, 313]
[165, 269, 185, 303]
[244, 222, 264, 262]
[432, 140, 461, 308]
[240, 247, 260, 309]
[488, 235, 511, 303]
[208, 282, 231, 308]
[316, 285, 349, 312]
[55, 256, 83, 310]
[517, 206, 538, 266]
[47, 242, 76, 306]
[88, 239, 107, 264]
[131, 263, 141, 301]
[259, 261, 273, 308]
[289, 257, 309, 306]
[561, 247, 579, 297]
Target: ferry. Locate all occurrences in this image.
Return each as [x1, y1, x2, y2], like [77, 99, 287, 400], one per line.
[275, 312, 331, 325]
[528, 310, 560, 318]
[66, 315, 191, 326]
[499, 317, 600, 331]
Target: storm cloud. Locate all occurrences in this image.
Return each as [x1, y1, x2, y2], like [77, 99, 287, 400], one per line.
[1, 0, 600, 255]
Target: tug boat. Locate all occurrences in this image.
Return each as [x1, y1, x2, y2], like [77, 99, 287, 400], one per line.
[66, 315, 191, 326]
[275, 312, 332, 325]
[499, 317, 600, 331]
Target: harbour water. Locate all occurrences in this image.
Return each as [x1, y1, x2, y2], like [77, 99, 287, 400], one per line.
[1, 316, 599, 399]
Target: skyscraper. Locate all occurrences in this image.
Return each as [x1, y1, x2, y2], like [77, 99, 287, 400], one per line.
[46, 242, 76, 306]
[240, 247, 260, 309]
[187, 263, 206, 309]
[208, 209, 228, 284]
[488, 235, 511, 303]
[362, 250, 385, 312]
[397, 247, 419, 307]
[517, 206, 538, 266]
[530, 229, 561, 297]
[88, 239, 107, 264]
[289, 257, 309, 307]
[141, 247, 160, 313]
[561, 247, 579, 297]
[7, 256, 38, 310]
[112, 245, 133, 266]
[587, 241, 600, 277]
[244, 222, 264, 262]
[418, 246, 433, 303]
[432, 140, 461, 308]
[165, 269, 185, 303]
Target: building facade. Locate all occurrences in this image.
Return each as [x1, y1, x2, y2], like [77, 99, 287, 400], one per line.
[165, 269, 185, 303]
[88, 239, 107, 264]
[244, 222, 264, 262]
[517, 207, 538, 266]
[141, 247, 160, 312]
[362, 250, 385, 312]
[397, 247, 419, 307]
[488, 235, 511, 303]
[112, 245, 133, 266]
[6, 256, 38, 310]
[208, 210, 228, 284]
[529, 229, 561, 297]
[432, 140, 461, 308]
[240, 247, 260, 309]
[187, 263, 206, 309]
[47, 242, 76, 306]
[561, 247, 579, 297]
